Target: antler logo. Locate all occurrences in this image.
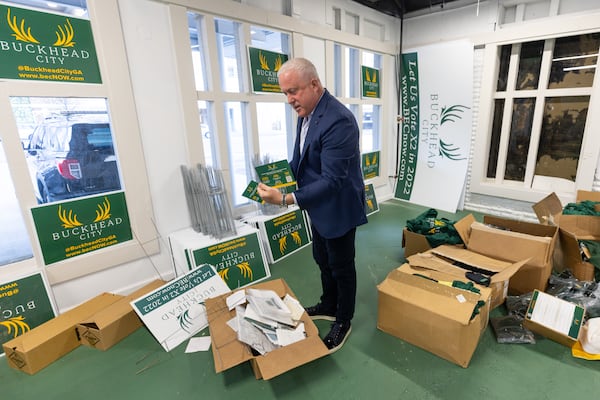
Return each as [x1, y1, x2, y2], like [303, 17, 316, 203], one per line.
[58, 197, 111, 228]
[218, 261, 253, 282]
[365, 69, 378, 83]
[438, 104, 470, 161]
[0, 316, 30, 338]
[278, 232, 302, 255]
[6, 7, 76, 47]
[258, 51, 283, 72]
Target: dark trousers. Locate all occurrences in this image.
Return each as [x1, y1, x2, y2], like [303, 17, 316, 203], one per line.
[311, 225, 357, 323]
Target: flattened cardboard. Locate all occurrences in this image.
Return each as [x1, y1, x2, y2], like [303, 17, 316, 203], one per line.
[533, 191, 599, 281]
[409, 245, 527, 309]
[2, 293, 123, 375]
[76, 280, 166, 350]
[377, 264, 491, 368]
[402, 228, 434, 259]
[523, 289, 585, 348]
[205, 278, 329, 380]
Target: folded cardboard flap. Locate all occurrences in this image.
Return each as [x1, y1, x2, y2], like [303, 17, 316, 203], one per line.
[205, 278, 329, 380]
[2, 292, 123, 374]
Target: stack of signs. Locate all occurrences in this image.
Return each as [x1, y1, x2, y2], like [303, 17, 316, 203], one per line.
[130, 264, 230, 351]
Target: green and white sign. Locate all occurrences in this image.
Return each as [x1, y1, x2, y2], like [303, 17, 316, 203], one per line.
[395, 40, 472, 213]
[255, 159, 296, 194]
[191, 232, 270, 290]
[248, 47, 288, 93]
[0, 5, 101, 83]
[31, 192, 133, 265]
[1, 272, 55, 355]
[362, 151, 380, 180]
[262, 209, 310, 263]
[365, 183, 379, 216]
[131, 264, 230, 352]
[362, 66, 380, 98]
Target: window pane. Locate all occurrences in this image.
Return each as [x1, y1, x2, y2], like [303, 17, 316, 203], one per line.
[198, 101, 216, 167]
[12, 97, 122, 204]
[516, 41, 544, 90]
[504, 98, 535, 181]
[225, 102, 251, 206]
[361, 104, 380, 152]
[215, 18, 242, 93]
[250, 26, 289, 53]
[549, 33, 600, 89]
[334, 44, 342, 96]
[535, 96, 588, 181]
[345, 47, 359, 98]
[257, 102, 288, 161]
[188, 12, 207, 91]
[0, 140, 33, 266]
[497, 44, 511, 92]
[487, 99, 504, 178]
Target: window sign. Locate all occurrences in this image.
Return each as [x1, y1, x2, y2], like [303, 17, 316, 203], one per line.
[31, 192, 133, 265]
[248, 47, 288, 93]
[362, 151, 380, 179]
[0, 5, 101, 83]
[361, 66, 380, 98]
[365, 183, 379, 216]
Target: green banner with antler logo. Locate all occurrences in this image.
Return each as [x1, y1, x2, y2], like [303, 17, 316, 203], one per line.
[362, 66, 380, 98]
[362, 151, 380, 179]
[0, 5, 101, 83]
[248, 47, 288, 93]
[263, 209, 310, 262]
[1, 272, 55, 355]
[31, 192, 132, 265]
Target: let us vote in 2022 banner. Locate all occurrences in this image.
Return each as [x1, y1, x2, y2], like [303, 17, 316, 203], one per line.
[31, 192, 133, 265]
[395, 40, 473, 213]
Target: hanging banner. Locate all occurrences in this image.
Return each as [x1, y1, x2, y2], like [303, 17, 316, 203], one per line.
[0, 5, 102, 83]
[362, 66, 380, 98]
[394, 40, 472, 212]
[248, 47, 288, 93]
[31, 192, 133, 265]
[362, 151, 380, 180]
[0, 272, 56, 355]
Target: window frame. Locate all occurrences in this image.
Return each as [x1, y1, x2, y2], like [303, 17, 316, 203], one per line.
[471, 22, 600, 204]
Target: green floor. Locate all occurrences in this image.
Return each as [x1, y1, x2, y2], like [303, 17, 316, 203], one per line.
[2, 200, 600, 399]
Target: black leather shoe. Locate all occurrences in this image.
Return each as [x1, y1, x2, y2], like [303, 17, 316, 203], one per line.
[323, 321, 352, 353]
[304, 304, 336, 321]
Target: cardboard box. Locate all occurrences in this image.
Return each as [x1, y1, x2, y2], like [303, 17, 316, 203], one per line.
[402, 227, 434, 259]
[377, 263, 492, 368]
[523, 289, 585, 348]
[533, 190, 600, 281]
[407, 245, 527, 310]
[454, 214, 558, 294]
[76, 280, 166, 350]
[205, 278, 329, 380]
[2, 292, 123, 375]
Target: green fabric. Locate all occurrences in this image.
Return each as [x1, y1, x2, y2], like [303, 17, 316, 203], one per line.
[579, 240, 600, 281]
[563, 200, 600, 216]
[406, 208, 464, 247]
[471, 300, 486, 321]
[451, 280, 480, 294]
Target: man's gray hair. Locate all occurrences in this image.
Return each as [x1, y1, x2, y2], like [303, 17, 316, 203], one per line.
[278, 57, 321, 84]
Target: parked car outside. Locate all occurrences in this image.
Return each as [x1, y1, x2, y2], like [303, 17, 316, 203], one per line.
[24, 112, 121, 203]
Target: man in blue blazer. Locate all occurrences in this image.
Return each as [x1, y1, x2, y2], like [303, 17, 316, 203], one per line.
[258, 58, 367, 353]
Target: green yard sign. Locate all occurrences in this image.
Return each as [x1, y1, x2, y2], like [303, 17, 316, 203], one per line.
[263, 209, 310, 262]
[0, 5, 101, 83]
[190, 232, 270, 290]
[248, 47, 288, 93]
[362, 66, 380, 98]
[365, 183, 379, 216]
[362, 151, 380, 179]
[0, 272, 55, 355]
[31, 192, 132, 265]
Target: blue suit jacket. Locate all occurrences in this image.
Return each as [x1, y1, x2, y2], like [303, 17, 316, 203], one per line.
[290, 90, 367, 239]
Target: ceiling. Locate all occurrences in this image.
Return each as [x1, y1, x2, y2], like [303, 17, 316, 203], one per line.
[351, 0, 470, 18]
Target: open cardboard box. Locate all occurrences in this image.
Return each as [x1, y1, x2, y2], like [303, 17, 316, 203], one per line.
[205, 278, 329, 380]
[523, 289, 585, 348]
[453, 214, 558, 294]
[377, 263, 492, 368]
[3, 292, 123, 375]
[407, 244, 527, 309]
[533, 190, 600, 281]
[76, 279, 166, 351]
